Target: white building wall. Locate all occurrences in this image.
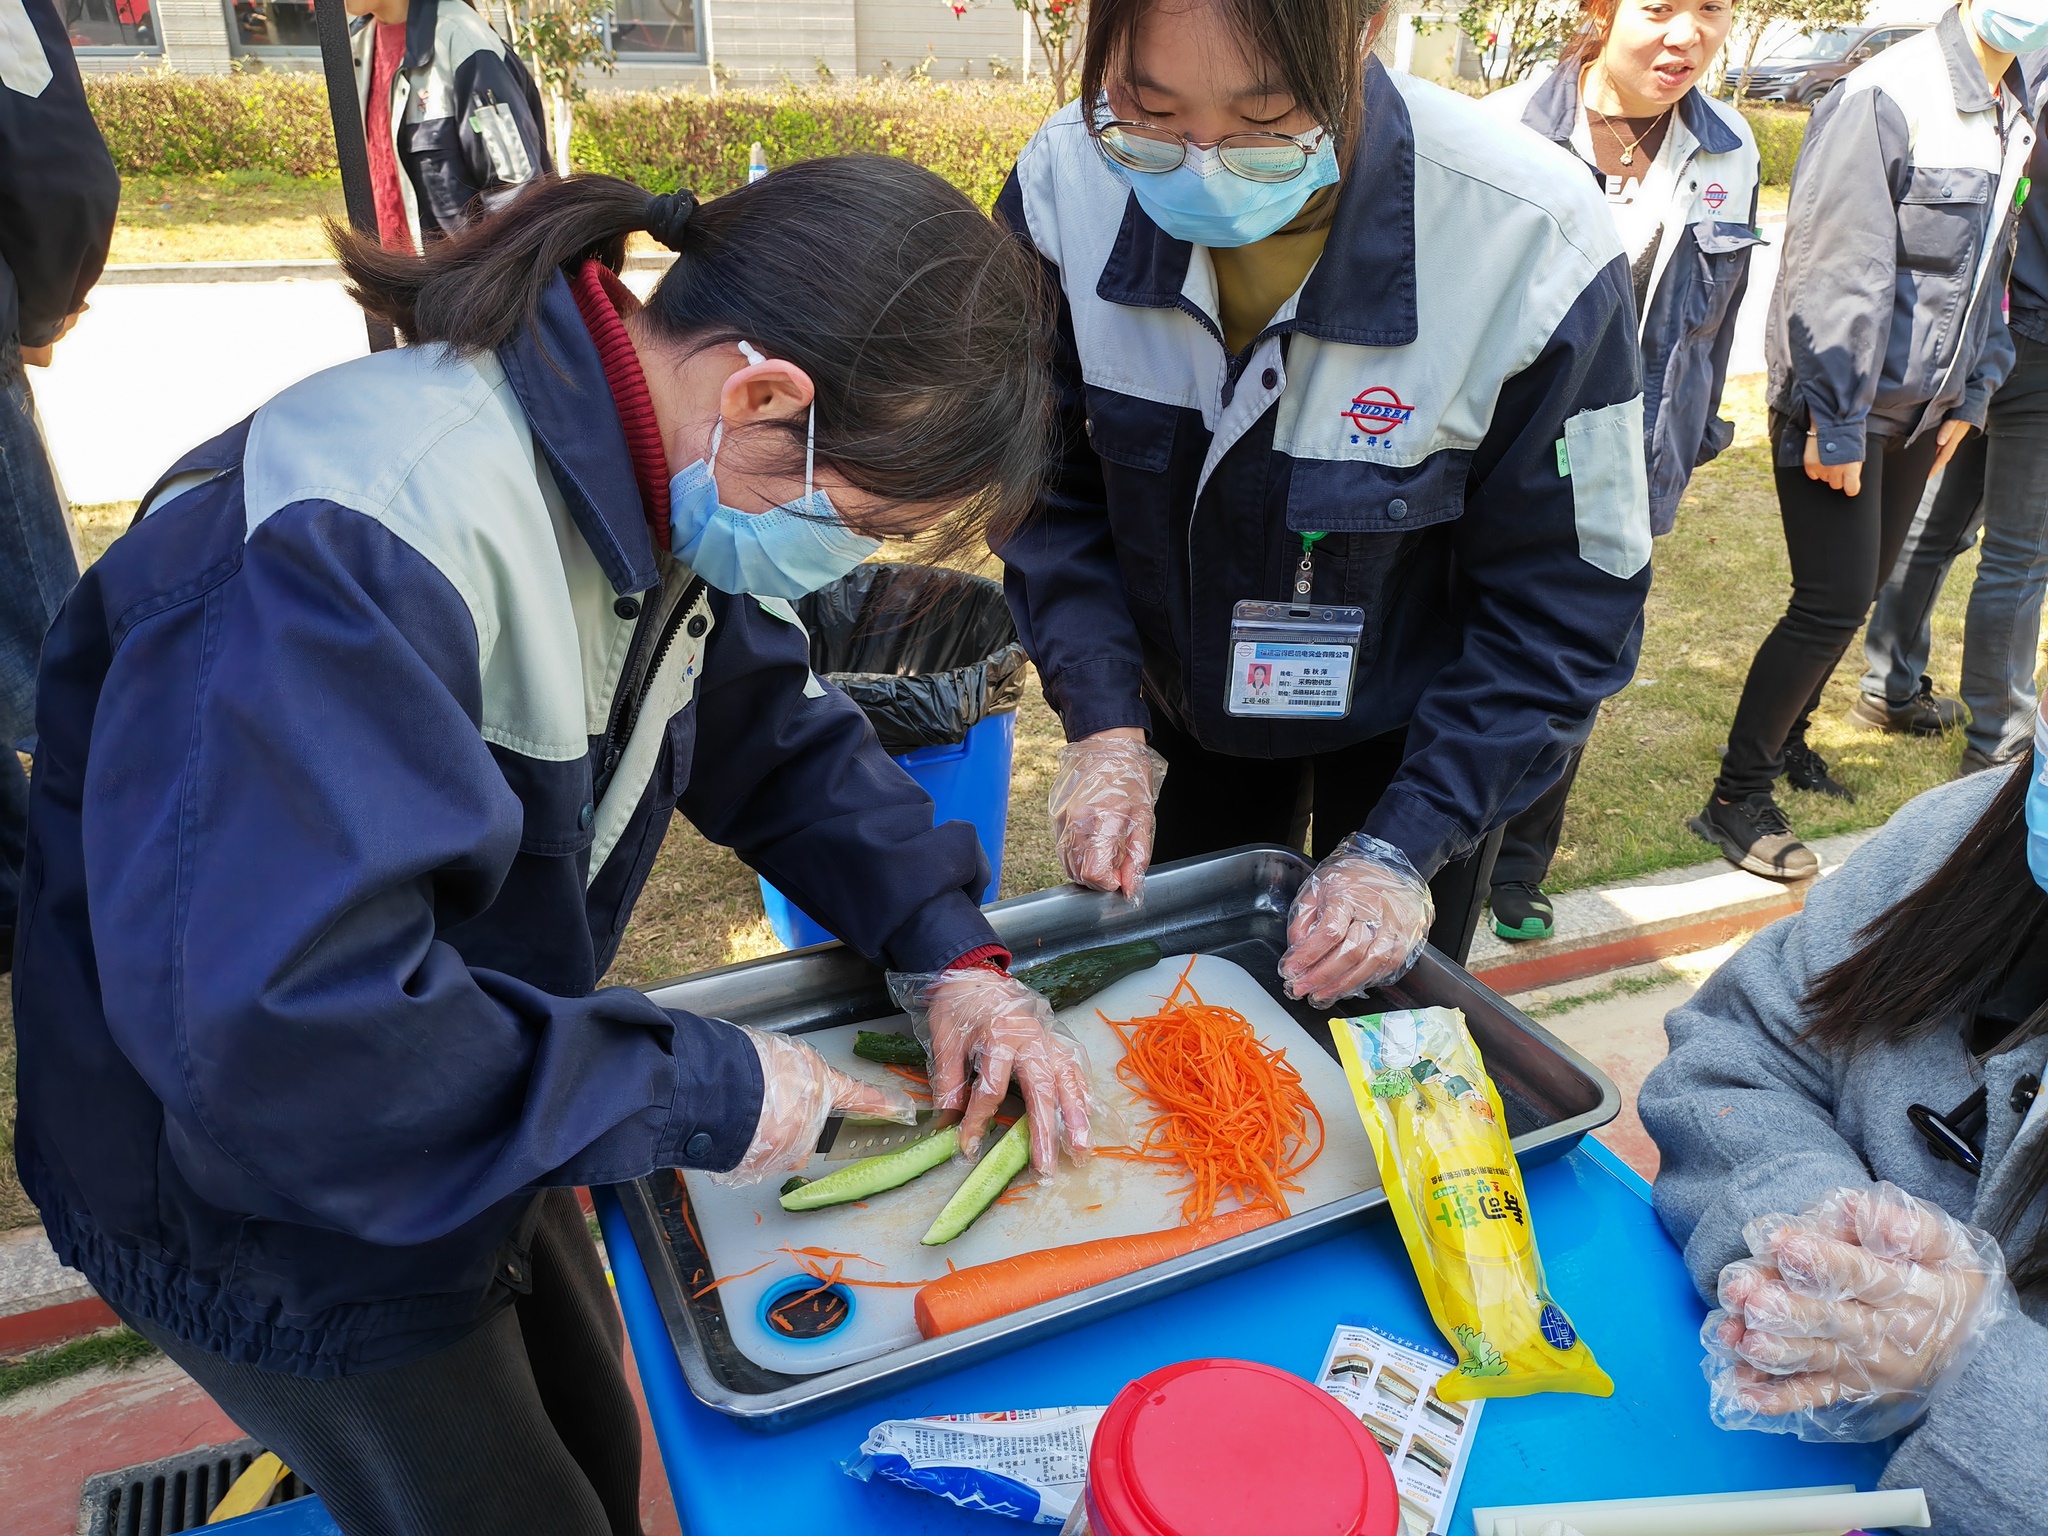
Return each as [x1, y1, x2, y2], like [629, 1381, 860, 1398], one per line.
[854, 0, 1026, 79]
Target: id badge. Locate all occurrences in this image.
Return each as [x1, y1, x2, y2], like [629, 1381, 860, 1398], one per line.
[1225, 599, 1364, 719]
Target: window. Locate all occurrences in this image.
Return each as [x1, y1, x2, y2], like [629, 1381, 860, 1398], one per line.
[608, 0, 699, 57]
[66, 0, 160, 50]
[228, 0, 318, 51]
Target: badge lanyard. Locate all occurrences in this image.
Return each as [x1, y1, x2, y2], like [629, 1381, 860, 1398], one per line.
[1225, 531, 1366, 720]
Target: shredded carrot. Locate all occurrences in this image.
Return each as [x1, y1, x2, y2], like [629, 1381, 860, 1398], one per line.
[681, 1197, 705, 1257]
[752, 1211, 762, 1226]
[850, 1202, 869, 1210]
[993, 1188, 1032, 1206]
[779, 1245, 926, 1289]
[692, 1257, 775, 1298]
[1105, 964, 1324, 1225]
[885, 1063, 931, 1086]
[1083, 1204, 1104, 1212]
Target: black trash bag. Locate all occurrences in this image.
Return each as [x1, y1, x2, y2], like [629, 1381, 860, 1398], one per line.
[795, 563, 1027, 756]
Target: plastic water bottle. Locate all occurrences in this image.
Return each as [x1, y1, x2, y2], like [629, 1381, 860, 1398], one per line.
[748, 142, 769, 183]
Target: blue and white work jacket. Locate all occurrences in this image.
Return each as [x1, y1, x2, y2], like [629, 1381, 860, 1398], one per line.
[11, 273, 1001, 1377]
[1488, 70, 1762, 532]
[996, 60, 1654, 877]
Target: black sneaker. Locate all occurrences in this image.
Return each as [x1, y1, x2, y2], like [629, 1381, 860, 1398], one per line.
[1490, 882, 1555, 942]
[1844, 675, 1968, 736]
[1688, 793, 1819, 880]
[1781, 741, 1855, 802]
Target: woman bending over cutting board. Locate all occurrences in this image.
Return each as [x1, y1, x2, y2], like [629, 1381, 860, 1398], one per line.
[994, 0, 1654, 1004]
[1640, 707, 2048, 1533]
[10, 162, 1089, 1536]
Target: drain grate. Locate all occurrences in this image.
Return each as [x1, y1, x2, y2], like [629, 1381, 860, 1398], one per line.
[80, 1437, 313, 1536]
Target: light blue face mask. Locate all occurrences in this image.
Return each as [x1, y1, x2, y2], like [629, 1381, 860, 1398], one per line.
[1972, 0, 2048, 56]
[667, 374, 881, 600]
[1102, 129, 1341, 249]
[2028, 704, 2048, 893]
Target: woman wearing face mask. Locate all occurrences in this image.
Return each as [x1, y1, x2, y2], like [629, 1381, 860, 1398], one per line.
[1693, 2, 2038, 881]
[996, 0, 1654, 1005]
[1478, 0, 1757, 944]
[1640, 721, 2048, 1532]
[10, 162, 1088, 1536]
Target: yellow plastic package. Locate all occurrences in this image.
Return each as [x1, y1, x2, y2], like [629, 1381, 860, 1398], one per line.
[1331, 1005, 1612, 1401]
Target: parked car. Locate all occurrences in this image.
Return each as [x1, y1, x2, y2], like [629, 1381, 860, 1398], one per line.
[1723, 23, 1927, 106]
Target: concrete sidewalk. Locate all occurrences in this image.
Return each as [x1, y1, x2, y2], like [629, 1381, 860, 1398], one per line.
[1466, 827, 1870, 993]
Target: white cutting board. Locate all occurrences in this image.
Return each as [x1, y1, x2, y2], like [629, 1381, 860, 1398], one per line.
[681, 953, 1382, 1376]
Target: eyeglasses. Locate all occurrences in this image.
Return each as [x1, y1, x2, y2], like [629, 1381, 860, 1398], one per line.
[1092, 119, 1330, 184]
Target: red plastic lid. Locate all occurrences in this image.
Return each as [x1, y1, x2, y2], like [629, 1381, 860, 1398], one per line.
[1085, 1358, 1398, 1536]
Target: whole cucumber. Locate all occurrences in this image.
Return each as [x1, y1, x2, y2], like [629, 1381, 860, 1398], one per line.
[1011, 940, 1163, 1011]
[852, 1031, 928, 1067]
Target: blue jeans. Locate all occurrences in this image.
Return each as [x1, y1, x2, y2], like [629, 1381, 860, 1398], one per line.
[1861, 334, 2048, 760]
[0, 347, 80, 928]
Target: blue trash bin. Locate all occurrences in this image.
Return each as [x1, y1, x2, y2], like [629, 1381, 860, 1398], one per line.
[753, 563, 1027, 952]
[758, 710, 1015, 949]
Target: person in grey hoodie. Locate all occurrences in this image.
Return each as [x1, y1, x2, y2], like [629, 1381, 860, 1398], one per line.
[1696, 4, 2036, 883]
[1642, 760, 2048, 1532]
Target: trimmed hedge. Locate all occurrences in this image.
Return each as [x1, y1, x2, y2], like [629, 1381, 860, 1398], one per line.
[1740, 105, 1808, 186]
[85, 72, 336, 179]
[81, 72, 1051, 206]
[573, 81, 1052, 206]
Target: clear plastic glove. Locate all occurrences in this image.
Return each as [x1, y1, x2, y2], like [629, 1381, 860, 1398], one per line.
[709, 1028, 917, 1186]
[1276, 833, 1434, 1007]
[1048, 733, 1168, 903]
[887, 967, 1093, 1175]
[1700, 1181, 2018, 1441]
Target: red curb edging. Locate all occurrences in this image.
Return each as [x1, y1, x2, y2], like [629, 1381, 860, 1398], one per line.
[1470, 899, 1805, 995]
[0, 1295, 120, 1359]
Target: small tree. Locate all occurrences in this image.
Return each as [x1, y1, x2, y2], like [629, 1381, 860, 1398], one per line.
[1724, 0, 1868, 102]
[1456, 0, 1581, 90]
[506, 0, 613, 173]
[1016, 0, 1084, 104]
[942, 0, 1084, 103]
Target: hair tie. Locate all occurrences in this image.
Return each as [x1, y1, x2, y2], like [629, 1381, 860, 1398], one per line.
[644, 190, 698, 253]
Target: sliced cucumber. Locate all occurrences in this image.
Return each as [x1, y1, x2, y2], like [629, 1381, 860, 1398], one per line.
[778, 1127, 959, 1212]
[1012, 940, 1163, 1010]
[852, 1030, 928, 1067]
[921, 1115, 1032, 1246]
[780, 1176, 810, 1196]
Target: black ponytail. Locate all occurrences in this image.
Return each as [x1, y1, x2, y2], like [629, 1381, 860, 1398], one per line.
[332, 160, 1052, 557]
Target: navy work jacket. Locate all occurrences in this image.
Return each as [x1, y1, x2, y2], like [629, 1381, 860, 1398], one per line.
[12, 274, 998, 1376]
[995, 60, 1654, 878]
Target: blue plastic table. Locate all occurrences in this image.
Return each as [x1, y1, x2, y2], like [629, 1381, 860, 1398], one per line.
[597, 1141, 1890, 1536]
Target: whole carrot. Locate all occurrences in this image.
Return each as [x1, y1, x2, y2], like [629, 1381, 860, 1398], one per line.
[913, 1207, 1278, 1338]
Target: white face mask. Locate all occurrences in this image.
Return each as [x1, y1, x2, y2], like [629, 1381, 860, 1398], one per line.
[664, 346, 881, 599]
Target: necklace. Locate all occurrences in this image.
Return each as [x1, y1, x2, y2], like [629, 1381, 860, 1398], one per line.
[1587, 103, 1670, 167]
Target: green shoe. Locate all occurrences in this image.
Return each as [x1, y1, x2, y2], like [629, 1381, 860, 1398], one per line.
[1490, 882, 1554, 942]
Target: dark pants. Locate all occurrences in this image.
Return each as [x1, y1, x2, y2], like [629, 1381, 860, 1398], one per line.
[123, 1192, 644, 1536]
[0, 349, 79, 932]
[1716, 424, 1945, 799]
[1493, 743, 1584, 889]
[1148, 714, 1502, 964]
[1860, 335, 2048, 760]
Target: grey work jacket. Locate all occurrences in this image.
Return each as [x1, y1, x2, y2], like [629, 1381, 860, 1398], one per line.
[1766, 6, 2035, 463]
[1641, 769, 2048, 1535]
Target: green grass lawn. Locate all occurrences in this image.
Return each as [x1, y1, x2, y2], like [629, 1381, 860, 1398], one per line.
[0, 391, 1991, 1229]
[111, 172, 347, 266]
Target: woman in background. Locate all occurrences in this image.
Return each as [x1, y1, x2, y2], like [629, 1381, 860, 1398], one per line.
[1482, 0, 1759, 941]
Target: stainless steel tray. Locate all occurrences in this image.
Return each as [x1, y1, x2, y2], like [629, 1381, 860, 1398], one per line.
[614, 845, 1620, 1431]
